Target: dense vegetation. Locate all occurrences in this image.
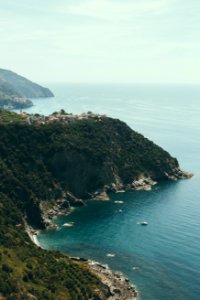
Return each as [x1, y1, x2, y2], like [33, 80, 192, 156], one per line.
[0, 110, 26, 123]
[0, 112, 179, 226]
[0, 111, 179, 299]
[0, 195, 105, 300]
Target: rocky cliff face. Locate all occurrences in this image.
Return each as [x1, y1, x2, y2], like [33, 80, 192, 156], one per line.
[0, 114, 192, 229]
[48, 118, 188, 198]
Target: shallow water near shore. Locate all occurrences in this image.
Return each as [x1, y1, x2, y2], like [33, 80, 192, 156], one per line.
[26, 83, 200, 300]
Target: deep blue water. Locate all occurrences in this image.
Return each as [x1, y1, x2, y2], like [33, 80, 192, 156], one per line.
[23, 84, 200, 299]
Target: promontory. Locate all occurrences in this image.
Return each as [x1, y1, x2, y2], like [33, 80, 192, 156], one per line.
[0, 110, 192, 300]
[0, 68, 54, 110]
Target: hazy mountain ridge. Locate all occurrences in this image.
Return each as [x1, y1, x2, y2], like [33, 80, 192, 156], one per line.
[0, 69, 54, 109]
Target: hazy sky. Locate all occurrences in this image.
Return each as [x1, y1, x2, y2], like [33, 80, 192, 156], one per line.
[0, 0, 200, 83]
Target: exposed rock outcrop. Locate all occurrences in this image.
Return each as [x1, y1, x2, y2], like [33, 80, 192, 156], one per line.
[71, 258, 138, 299]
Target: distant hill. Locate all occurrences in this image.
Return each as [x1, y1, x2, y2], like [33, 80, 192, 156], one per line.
[0, 69, 54, 98]
[0, 68, 54, 109]
[0, 77, 21, 98]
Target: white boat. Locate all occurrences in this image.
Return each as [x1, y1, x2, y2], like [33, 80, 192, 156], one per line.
[107, 253, 116, 257]
[62, 222, 74, 227]
[140, 221, 148, 226]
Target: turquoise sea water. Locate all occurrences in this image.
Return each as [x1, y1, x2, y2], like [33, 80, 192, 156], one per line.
[24, 84, 200, 300]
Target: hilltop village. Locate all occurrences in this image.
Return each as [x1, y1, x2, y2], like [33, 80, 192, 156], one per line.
[20, 110, 107, 125]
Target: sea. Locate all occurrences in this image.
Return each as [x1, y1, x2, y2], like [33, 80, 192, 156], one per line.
[21, 84, 200, 300]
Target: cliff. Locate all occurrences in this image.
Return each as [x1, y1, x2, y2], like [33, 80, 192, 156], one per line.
[0, 111, 190, 228]
[0, 111, 191, 299]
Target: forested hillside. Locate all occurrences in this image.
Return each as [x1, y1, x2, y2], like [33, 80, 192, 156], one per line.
[0, 111, 184, 299]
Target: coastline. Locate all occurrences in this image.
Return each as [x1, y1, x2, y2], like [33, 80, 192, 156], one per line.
[25, 173, 193, 300]
[27, 227, 139, 300]
[72, 257, 139, 300]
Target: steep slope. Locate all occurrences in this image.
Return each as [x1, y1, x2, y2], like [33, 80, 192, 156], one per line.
[0, 194, 108, 300]
[0, 111, 191, 299]
[0, 77, 33, 109]
[0, 68, 54, 98]
[0, 112, 188, 228]
[0, 78, 21, 98]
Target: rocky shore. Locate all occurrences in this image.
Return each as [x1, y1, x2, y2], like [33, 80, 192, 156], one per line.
[88, 263, 138, 300]
[27, 227, 138, 300]
[31, 170, 193, 231]
[38, 192, 84, 229]
[25, 171, 193, 300]
[71, 257, 138, 300]
[36, 177, 158, 229]
[91, 170, 193, 203]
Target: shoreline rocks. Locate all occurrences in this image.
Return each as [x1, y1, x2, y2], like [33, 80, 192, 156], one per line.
[164, 168, 193, 180]
[39, 198, 70, 229]
[28, 168, 194, 233]
[27, 228, 139, 299]
[92, 170, 193, 200]
[37, 170, 193, 230]
[38, 192, 84, 229]
[71, 257, 138, 300]
[129, 177, 157, 191]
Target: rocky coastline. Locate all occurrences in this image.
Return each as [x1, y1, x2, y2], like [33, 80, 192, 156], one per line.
[25, 170, 193, 300]
[89, 169, 193, 204]
[26, 228, 139, 300]
[71, 257, 138, 300]
[32, 170, 193, 231]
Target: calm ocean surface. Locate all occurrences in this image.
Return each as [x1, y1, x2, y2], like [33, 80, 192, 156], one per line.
[24, 84, 200, 300]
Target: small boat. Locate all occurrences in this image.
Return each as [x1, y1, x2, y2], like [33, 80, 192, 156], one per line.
[62, 222, 74, 227]
[114, 200, 124, 204]
[140, 221, 148, 226]
[107, 253, 116, 257]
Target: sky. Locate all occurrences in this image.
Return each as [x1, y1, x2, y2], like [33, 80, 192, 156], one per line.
[0, 0, 200, 83]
